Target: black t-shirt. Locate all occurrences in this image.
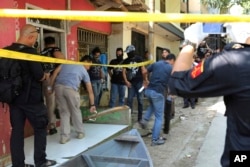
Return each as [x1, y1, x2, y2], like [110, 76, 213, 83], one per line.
[88, 58, 103, 81]
[10, 43, 45, 104]
[40, 47, 61, 73]
[122, 55, 143, 84]
[108, 58, 125, 85]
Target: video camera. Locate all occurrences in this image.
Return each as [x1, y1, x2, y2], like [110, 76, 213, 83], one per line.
[202, 23, 226, 34]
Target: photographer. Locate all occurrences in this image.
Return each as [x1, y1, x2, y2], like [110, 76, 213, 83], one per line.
[169, 22, 250, 167]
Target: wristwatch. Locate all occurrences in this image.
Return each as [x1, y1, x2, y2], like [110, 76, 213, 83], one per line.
[181, 40, 197, 51]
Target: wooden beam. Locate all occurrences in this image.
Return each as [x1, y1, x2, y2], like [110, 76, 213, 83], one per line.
[112, 0, 129, 11]
[96, 3, 113, 11]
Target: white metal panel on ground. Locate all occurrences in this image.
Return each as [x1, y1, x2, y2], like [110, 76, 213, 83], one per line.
[8, 124, 128, 167]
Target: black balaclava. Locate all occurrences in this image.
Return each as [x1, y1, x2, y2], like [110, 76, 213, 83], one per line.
[127, 51, 135, 59]
[116, 48, 123, 61]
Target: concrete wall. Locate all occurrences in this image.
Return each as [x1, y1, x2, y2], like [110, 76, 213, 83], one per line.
[189, 0, 202, 13]
[108, 23, 124, 61]
[154, 33, 180, 57]
[166, 0, 180, 13]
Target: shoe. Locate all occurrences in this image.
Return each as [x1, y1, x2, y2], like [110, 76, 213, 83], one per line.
[139, 119, 148, 129]
[163, 129, 169, 134]
[151, 138, 165, 146]
[25, 164, 34, 167]
[77, 132, 85, 139]
[159, 136, 167, 140]
[191, 105, 195, 109]
[60, 137, 70, 144]
[48, 128, 57, 135]
[182, 105, 189, 108]
[40, 159, 57, 167]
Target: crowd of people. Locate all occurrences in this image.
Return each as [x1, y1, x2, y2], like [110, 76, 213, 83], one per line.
[4, 21, 250, 167]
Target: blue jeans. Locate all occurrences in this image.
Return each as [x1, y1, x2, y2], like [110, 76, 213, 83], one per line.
[143, 89, 164, 141]
[127, 81, 143, 121]
[91, 80, 102, 106]
[109, 83, 126, 107]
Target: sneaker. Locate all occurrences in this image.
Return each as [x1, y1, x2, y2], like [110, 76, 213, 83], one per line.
[151, 138, 165, 146]
[77, 132, 85, 139]
[48, 128, 57, 135]
[139, 119, 148, 129]
[40, 159, 57, 167]
[60, 137, 70, 144]
[182, 105, 189, 108]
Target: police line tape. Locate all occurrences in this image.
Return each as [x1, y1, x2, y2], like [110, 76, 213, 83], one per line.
[0, 49, 153, 67]
[0, 9, 250, 22]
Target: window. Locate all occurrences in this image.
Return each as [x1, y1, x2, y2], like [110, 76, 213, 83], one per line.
[131, 31, 145, 57]
[160, 0, 166, 13]
[77, 28, 107, 60]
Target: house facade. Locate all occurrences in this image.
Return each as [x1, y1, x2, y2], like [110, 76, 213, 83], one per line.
[0, 0, 185, 165]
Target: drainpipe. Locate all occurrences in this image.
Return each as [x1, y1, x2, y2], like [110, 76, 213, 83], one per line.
[186, 0, 189, 27]
[148, 0, 154, 60]
[66, 0, 71, 34]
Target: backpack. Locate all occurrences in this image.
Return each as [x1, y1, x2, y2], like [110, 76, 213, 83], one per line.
[0, 45, 26, 103]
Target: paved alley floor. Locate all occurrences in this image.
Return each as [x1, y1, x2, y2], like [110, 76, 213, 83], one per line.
[133, 96, 226, 167]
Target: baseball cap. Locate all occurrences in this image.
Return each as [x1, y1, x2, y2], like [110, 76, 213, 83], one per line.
[124, 45, 135, 53]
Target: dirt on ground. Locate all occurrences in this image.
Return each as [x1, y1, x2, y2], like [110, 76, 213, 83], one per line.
[132, 97, 220, 167]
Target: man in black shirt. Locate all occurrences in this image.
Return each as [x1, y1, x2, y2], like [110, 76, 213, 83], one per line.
[8, 24, 56, 167]
[108, 47, 126, 107]
[41, 36, 64, 135]
[88, 47, 104, 106]
[122, 45, 144, 122]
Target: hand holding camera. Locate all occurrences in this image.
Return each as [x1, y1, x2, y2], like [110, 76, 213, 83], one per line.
[184, 22, 209, 48]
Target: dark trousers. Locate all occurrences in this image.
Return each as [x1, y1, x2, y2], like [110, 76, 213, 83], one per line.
[221, 103, 250, 167]
[127, 81, 143, 121]
[164, 99, 175, 134]
[10, 103, 48, 167]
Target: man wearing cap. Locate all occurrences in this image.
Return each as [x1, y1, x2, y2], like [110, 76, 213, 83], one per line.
[168, 22, 250, 167]
[122, 45, 144, 122]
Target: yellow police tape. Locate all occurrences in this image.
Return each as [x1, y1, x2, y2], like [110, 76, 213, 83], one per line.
[0, 49, 153, 67]
[0, 9, 247, 66]
[0, 9, 250, 22]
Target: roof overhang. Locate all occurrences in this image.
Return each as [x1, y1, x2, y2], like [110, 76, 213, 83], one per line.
[90, 0, 149, 12]
[157, 23, 184, 40]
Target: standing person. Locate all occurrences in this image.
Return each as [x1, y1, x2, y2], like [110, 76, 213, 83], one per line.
[41, 36, 65, 135]
[140, 53, 173, 146]
[161, 48, 171, 59]
[88, 47, 104, 107]
[163, 53, 176, 135]
[49, 55, 96, 144]
[108, 47, 126, 107]
[122, 45, 144, 122]
[168, 22, 250, 167]
[7, 24, 56, 167]
[182, 60, 198, 109]
[143, 50, 150, 62]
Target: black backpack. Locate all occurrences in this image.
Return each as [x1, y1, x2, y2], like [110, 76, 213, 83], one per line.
[0, 45, 26, 103]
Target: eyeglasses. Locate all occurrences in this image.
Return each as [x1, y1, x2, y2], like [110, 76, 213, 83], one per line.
[30, 29, 40, 34]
